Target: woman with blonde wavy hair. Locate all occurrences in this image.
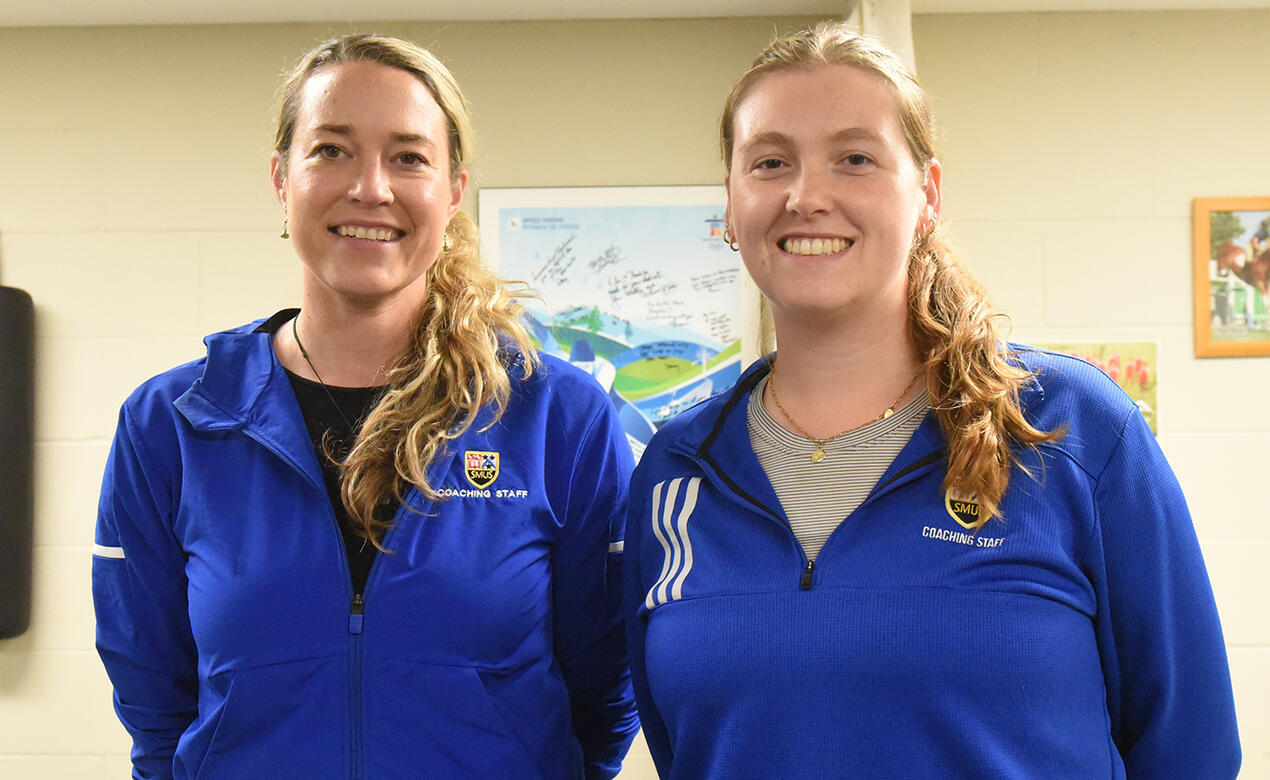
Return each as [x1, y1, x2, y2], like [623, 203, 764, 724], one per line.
[93, 34, 637, 779]
[624, 21, 1239, 778]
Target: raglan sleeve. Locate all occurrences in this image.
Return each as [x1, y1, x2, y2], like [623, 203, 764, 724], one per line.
[92, 400, 197, 779]
[1087, 406, 1241, 777]
[550, 392, 640, 780]
[622, 459, 675, 777]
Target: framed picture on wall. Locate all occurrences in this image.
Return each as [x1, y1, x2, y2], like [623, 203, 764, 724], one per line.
[1193, 196, 1270, 357]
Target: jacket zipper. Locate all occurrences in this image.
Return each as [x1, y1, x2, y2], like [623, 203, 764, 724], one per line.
[800, 559, 815, 590]
[342, 498, 416, 780]
[349, 593, 365, 633]
[349, 593, 364, 780]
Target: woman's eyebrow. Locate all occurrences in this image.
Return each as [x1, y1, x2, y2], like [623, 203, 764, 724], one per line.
[312, 125, 435, 148]
[391, 132, 435, 146]
[829, 127, 883, 144]
[737, 130, 793, 152]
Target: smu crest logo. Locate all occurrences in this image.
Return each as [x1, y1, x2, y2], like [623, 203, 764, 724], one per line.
[464, 450, 500, 489]
[944, 490, 985, 529]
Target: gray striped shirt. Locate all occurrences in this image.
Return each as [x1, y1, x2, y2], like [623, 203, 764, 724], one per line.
[748, 377, 929, 561]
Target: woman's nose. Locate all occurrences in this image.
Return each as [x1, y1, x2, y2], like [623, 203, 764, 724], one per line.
[349, 159, 393, 205]
[786, 167, 832, 216]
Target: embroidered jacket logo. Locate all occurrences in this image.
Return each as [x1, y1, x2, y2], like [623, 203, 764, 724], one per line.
[464, 450, 500, 488]
[944, 489, 984, 529]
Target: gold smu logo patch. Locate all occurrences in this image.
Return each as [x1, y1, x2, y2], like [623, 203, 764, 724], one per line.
[464, 450, 500, 489]
[945, 490, 986, 529]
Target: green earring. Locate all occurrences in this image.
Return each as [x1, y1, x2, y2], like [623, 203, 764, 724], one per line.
[280, 215, 289, 240]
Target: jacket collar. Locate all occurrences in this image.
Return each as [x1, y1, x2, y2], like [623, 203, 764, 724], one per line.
[172, 312, 320, 481]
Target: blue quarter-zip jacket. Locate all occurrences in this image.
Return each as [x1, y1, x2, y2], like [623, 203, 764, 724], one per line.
[624, 350, 1239, 779]
[93, 319, 638, 779]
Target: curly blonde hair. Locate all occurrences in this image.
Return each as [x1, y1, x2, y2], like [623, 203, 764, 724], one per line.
[275, 34, 538, 546]
[720, 22, 1061, 525]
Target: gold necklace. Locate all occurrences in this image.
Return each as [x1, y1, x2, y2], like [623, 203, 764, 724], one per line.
[767, 363, 923, 463]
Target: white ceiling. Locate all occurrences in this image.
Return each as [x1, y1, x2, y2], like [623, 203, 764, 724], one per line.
[2, 0, 1267, 28]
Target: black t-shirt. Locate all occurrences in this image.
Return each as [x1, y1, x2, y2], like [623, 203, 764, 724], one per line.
[286, 370, 384, 595]
[256, 310, 386, 595]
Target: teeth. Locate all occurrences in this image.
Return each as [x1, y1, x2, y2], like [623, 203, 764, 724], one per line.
[783, 237, 849, 255]
[337, 226, 398, 242]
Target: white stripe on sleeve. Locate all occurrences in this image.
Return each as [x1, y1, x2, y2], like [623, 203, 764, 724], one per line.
[645, 480, 673, 610]
[669, 477, 700, 601]
[654, 479, 685, 607]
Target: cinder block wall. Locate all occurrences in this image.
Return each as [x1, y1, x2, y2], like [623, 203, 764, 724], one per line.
[0, 11, 1264, 778]
[922, 13, 1270, 774]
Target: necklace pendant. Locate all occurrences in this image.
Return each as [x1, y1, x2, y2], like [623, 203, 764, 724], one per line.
[883, 407, 895, 420]
[810, 445, 827, 463]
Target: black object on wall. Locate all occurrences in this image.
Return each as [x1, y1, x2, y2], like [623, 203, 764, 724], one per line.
[0, 286, 34, 639]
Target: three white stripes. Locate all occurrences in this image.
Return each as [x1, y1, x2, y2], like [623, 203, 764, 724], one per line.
[644, 477, 700, 610]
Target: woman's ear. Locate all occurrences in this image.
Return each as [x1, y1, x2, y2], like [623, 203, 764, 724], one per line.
[269, 152, 287, 208]
[923, 157, 943, 219]
[448, 169, 470, 221]
[724, 173, 733, 231]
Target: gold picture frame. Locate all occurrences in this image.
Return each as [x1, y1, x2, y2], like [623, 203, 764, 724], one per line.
[1193, 197, 1270, 357]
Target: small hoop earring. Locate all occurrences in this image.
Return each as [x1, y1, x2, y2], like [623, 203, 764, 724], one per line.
[280, 215, 289, 240]
[723, 226, 739, 252]
[441, 232, 452, 253]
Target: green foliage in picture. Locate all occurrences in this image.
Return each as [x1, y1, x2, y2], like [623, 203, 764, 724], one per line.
[1209, 210, 1244, 258]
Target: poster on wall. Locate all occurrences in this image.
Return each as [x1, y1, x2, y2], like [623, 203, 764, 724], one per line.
[479, 186, 741, 460]
[1036, 342, 1158, 434]
[1192, 196, 1270, 357]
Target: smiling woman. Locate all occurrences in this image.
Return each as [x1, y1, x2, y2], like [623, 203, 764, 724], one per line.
[624, 20, 1242, 779]
[724, 64, 938, 331]
[91, 34, 638, 779]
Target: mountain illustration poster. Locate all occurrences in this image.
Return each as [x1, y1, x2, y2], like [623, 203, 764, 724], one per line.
[479, 186, 741, 460]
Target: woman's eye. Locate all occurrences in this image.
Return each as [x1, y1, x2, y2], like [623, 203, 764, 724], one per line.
[754, 158, 784, 171]
[396, 152, 427, 166]
[315, 144, 344, 159]
[844, 153, 872, 166]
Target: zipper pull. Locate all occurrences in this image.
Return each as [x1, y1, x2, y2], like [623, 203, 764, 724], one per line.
[349, 593, 365, 635]
[800, 559, 815, 590]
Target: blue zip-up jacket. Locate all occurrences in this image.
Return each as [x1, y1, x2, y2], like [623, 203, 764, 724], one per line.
[624, 350, 1239, 779]
[93, 319, 639, 779]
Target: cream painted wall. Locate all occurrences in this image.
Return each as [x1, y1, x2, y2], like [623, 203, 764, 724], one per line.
[0, 10, 1265, 778]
